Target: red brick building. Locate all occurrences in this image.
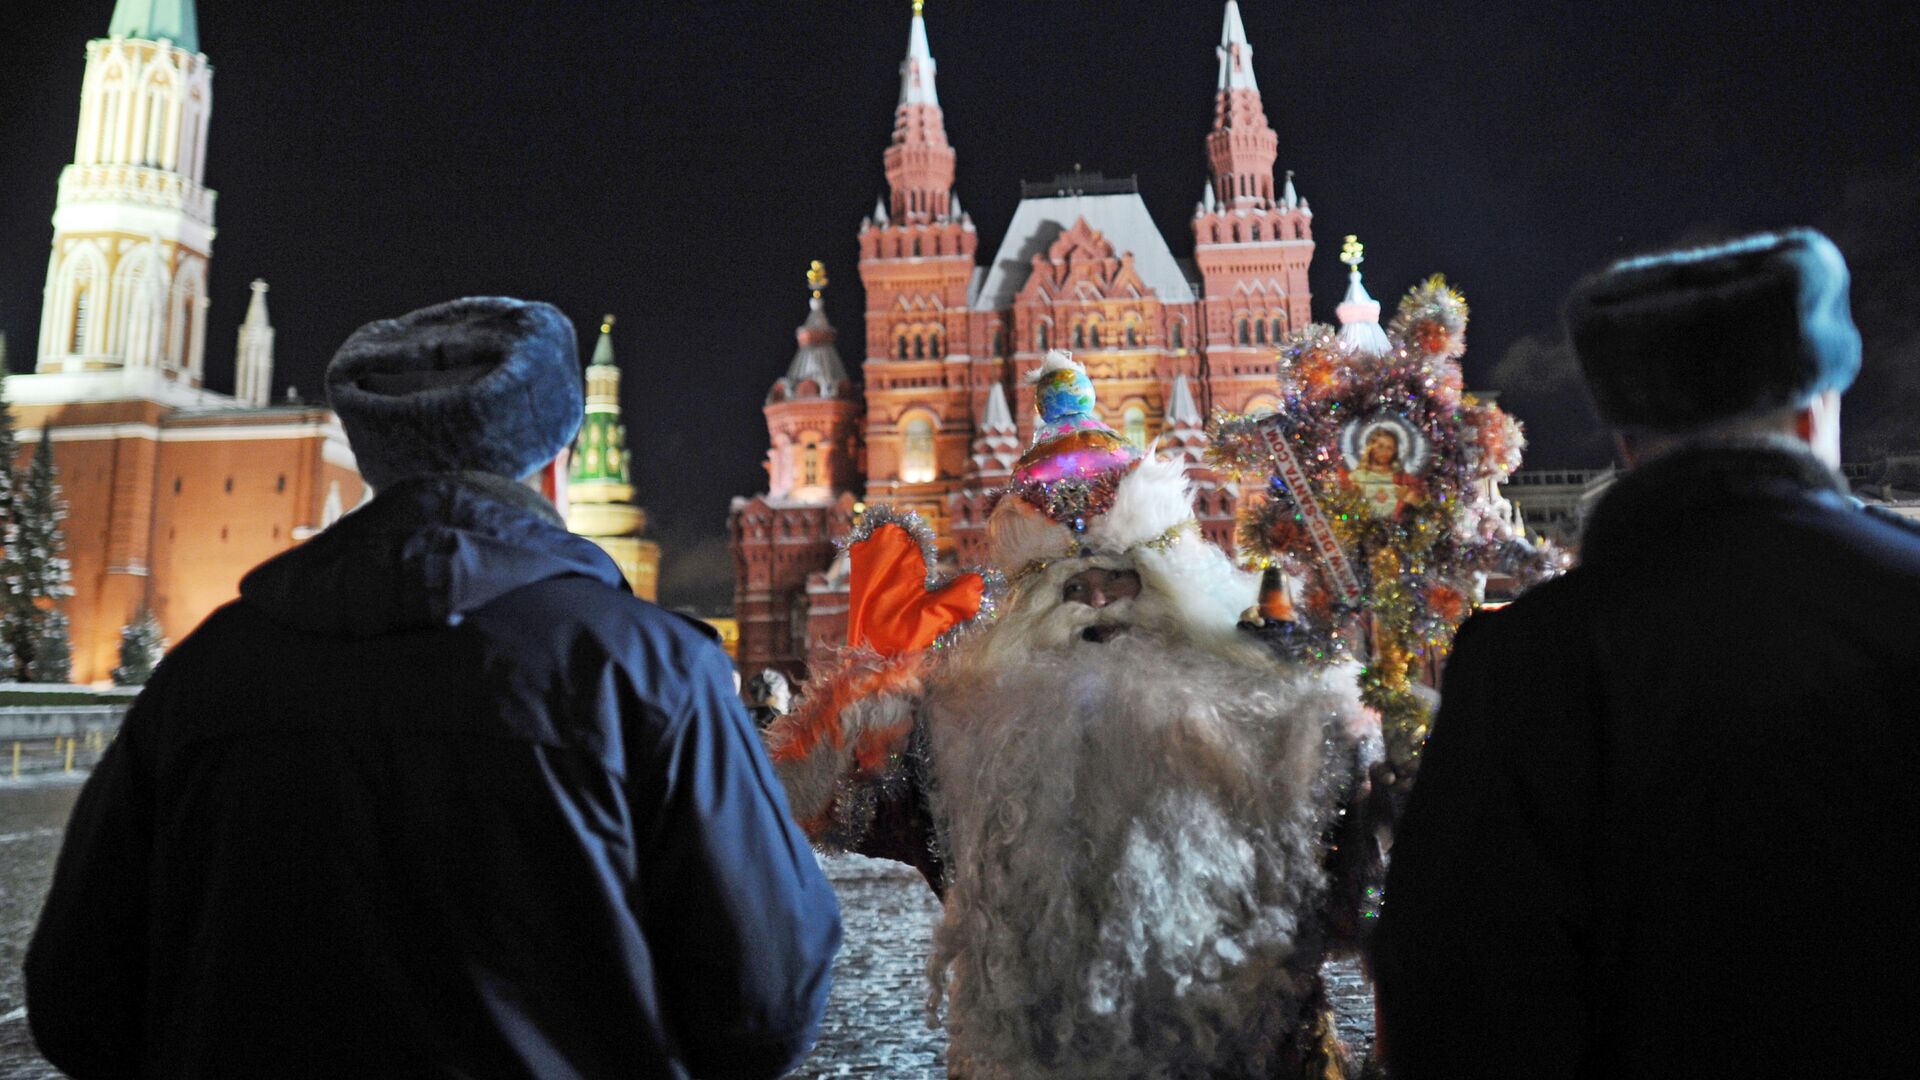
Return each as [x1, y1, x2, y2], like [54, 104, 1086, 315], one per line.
[730, 2, 1316, 679]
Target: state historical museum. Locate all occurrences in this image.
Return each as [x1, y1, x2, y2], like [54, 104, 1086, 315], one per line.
[730, 2, 1323, 679]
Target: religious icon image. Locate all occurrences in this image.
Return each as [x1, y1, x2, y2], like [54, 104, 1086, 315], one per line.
[1339, 414, 1427, 520]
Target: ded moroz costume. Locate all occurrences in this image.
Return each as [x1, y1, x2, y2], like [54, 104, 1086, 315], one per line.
[768, 351, 1386, 1078]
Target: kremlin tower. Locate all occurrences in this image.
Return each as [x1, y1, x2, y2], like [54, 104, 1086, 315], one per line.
[37, 0, 214, 384]
[567, 317, 662, 601]
[729, 1, 1318, 680]
[5, 0, 367, 683]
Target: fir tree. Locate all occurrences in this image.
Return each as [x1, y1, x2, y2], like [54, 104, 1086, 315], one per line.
[27, 609, 71, 684]
[113, 608, 167, 686]
[13, 432, 74, 682]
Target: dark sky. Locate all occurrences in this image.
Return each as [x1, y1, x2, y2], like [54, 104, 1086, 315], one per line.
[5, 1, 1919, 609]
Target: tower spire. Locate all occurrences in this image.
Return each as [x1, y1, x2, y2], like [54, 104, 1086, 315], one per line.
[234, 279, 274, 407]
[590, 314, 616, 368]
[1216, 0, 1257, 92]
[568, 313, 661, 601]
[884, 1, 955, 223]
[40, 0, 215, 380]
[110, 0, 199, 52]
[1207, 0, 1279, 209]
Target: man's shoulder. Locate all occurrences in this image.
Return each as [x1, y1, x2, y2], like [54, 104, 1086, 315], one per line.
[478, 575, 728, 666]
[1459, 570, 1599, 653]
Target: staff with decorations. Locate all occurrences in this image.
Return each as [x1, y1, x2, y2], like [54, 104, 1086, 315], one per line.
[1212, 238, 1566, 776]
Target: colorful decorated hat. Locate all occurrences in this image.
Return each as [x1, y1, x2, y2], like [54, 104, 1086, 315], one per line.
[1012, 351, 1139, 486]
[988, 351, 1200, 576]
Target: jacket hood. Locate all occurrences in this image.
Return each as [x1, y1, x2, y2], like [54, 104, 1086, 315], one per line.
[240, 473, 626, 637]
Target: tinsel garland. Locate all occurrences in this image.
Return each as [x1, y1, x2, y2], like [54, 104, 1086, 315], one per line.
[1211, 276, 1568, 772]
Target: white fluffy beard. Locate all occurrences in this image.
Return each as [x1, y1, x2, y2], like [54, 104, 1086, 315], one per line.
[926, 616, 1362, 1078]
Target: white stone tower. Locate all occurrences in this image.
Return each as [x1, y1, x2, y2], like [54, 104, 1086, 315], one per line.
[234, 278, 274, 407]
[37, 0, 215, 386]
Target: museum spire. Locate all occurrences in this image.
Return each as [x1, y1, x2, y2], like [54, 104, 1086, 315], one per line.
[1207, 0, 1280, 209]
[884, 2, 956, 223]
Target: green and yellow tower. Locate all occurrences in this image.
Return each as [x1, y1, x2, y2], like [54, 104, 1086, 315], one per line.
[568, 315, 661, 600]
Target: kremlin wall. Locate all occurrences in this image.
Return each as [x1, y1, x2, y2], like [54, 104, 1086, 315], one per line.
[5, 0, 660, 684]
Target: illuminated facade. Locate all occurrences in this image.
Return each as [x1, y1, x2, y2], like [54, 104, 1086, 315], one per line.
[5, 1, 369, 684]
[8, 2, 668, 683]
[730, 2, 1311, 678]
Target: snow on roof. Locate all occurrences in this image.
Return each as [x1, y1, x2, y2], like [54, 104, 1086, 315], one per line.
[1166, 373, 1204, 427]
[979, 381, 1015, 432]
[976, 191, 1197, 310]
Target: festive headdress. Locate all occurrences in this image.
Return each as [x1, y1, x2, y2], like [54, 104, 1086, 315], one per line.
[987, 351, 1200, 576]
[1565, 228, 1861, 432]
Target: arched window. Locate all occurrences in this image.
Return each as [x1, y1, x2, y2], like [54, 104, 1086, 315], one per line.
[1088, 322, 1102, 349]
[901, 416, 936, 484]
[1073, 324, 1085, 349]
[1171, 319, 1185, 350]
[1124, 323, 1138, 347]
[896, 334, 909, 360]
[1251, 221, 1262, 241]
[802, 443, 820, 487]
[929, 330, 943, 358]
[71, 285, 91, 353]
[1036, 322, 1051, 351]
[994, 327, 1007, 356]
[1255, 319, 1267, 345]
[914, 334, 925, 359]
[1124, 406, 1148, 449]
[1237, 318, 1251, 346]
[913, 238, 922, 257]
[1270, 317, 1283, 342]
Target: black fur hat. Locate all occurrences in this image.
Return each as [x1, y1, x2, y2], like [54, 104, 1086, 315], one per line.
[327, 297, 583, 488]
[1564, 228, 1861, 432]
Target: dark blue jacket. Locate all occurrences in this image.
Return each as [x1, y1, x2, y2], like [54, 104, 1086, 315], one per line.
[1373, 442, 1920, 1078]
[26, 474, 841, 1079]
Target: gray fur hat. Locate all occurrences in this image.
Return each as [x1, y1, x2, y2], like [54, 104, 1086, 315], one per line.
[327, 297, 583, 488]
[1564, 228, 1861, 432]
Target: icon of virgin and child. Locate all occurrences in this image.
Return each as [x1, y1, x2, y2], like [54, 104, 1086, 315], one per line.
[1339, 415, 1426, 520]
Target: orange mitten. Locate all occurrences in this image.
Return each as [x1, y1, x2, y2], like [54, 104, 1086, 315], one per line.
[846, 522, 985, 656]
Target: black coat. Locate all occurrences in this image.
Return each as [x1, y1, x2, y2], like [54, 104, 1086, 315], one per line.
[26, 474, 841, 1079]
[1374, 441, 1920, 1078]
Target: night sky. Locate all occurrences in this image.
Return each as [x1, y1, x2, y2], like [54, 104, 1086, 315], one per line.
[5, 1, 1918, 609]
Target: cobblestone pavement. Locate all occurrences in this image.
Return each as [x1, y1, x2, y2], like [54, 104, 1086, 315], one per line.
[0, 776, 81, 1080]
[0, 783, 1375, 1079]
[791, 855, 1376, 1078]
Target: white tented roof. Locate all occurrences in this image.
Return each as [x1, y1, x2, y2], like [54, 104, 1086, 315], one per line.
[975, 192, 1196, 310]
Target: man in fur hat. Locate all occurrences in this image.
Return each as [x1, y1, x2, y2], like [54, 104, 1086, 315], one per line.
[1373, 230, 1920, 1077]
[28, 298, 840, 1079]
[769, 352, 1384, 1078]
